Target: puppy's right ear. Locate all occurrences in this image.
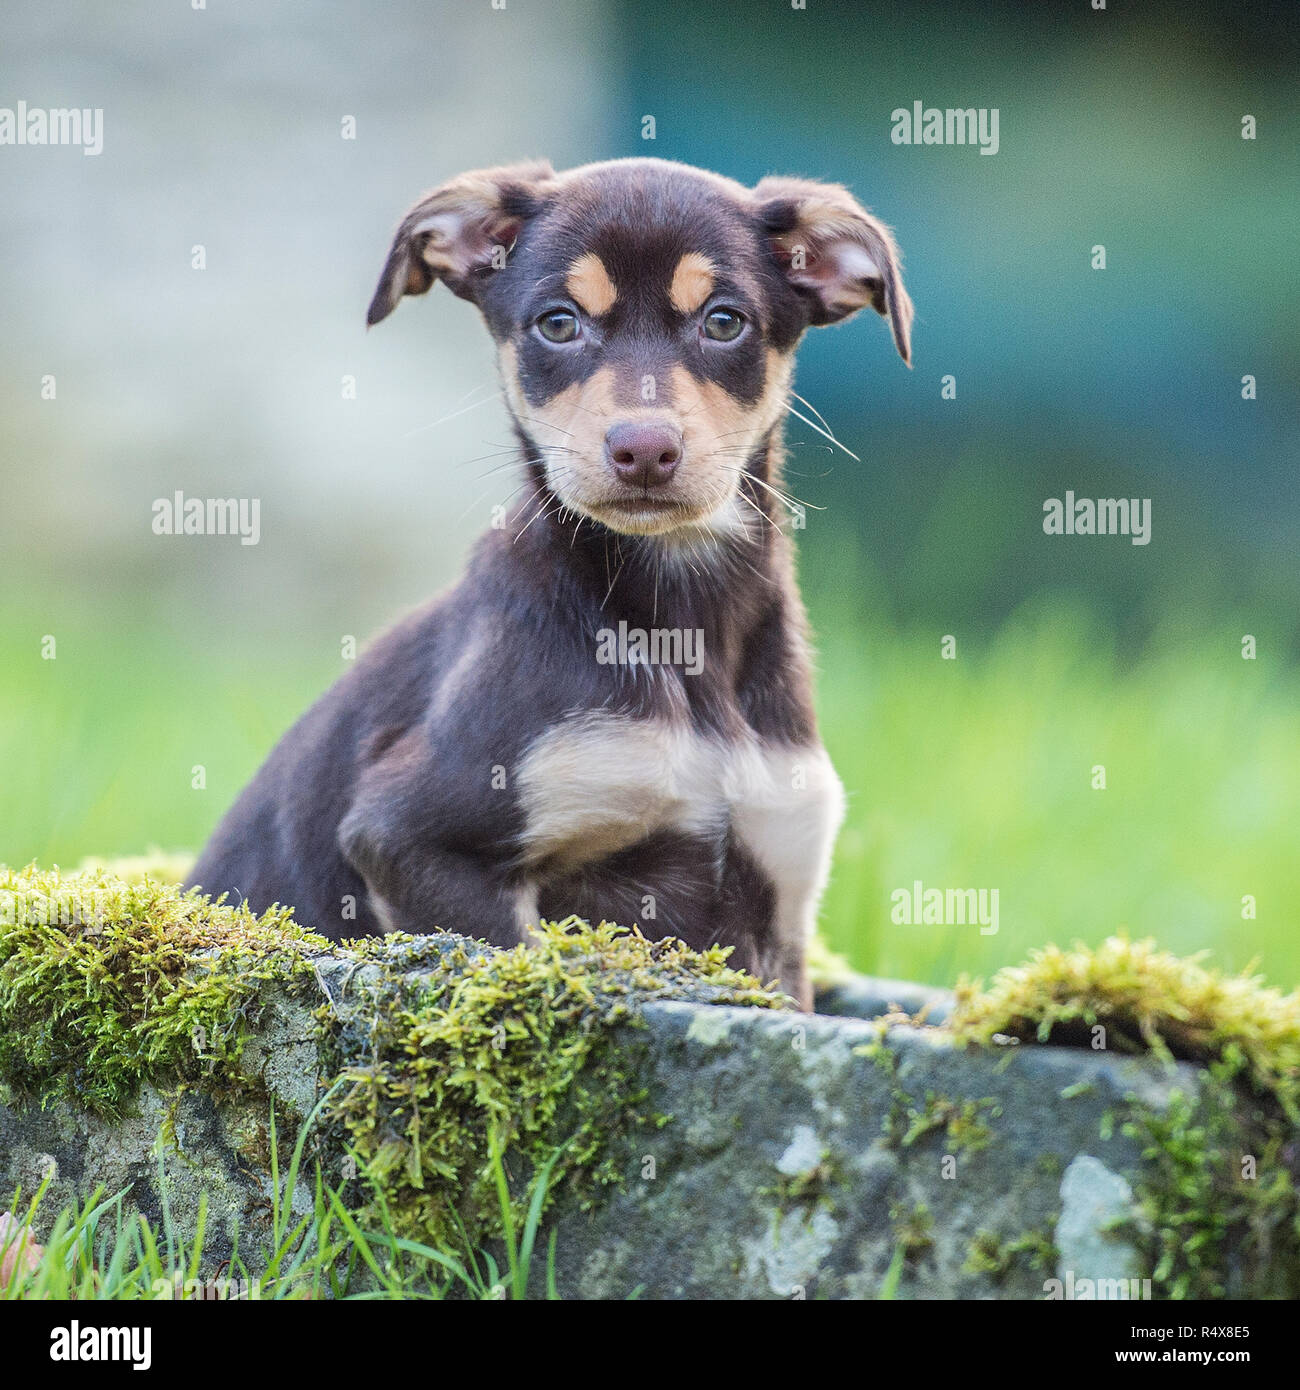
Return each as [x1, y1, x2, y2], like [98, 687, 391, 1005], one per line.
[366, 160, 555, 326]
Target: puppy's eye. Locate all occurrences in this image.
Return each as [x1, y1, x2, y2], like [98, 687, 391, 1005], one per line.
[536, 310, 581, 344]
[702, 308, 745, 342]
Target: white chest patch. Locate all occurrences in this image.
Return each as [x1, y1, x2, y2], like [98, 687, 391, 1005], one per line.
[514, 712, 845, 955]
[515, 714, 725, 871]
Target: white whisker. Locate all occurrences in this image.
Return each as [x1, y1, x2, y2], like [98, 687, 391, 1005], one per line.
[402, 390, 505, 438]
[783, 402, 860, 462]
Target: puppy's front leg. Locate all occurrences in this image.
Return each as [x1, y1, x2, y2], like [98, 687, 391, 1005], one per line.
[338, 786, 527, 946]
[732, 743, 846, 1012]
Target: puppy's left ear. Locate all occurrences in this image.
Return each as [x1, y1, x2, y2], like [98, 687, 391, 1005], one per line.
[367, 160, 556, 326]
[753, 176, 914, 364]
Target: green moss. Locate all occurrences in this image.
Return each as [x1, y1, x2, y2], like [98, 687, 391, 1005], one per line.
[805, 932, 855, 989]
[774, 1161, 837, 1206]
[2, 857, 785, 1263]
[1119, 1063, 1300, 1300]
[760, 1147, 839, 1210]
[852, 1024, 896, 1074]
[963, 1227, 1057, 1284]
[324, 918, 784, 1251]
[0, 861, 327, 1117]
[897, 1092, 1000, 1153]
[74, 849, 194, 886]
[948, 934, 1300, 1119]
[888, 1201, 934, 1259]
[1035, 1151, 1064, 1180]
[859, 1037, 1000, 1155]
[949, 934, 1300, 1299]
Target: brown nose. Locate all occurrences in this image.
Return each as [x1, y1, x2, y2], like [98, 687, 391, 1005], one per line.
[604, 421, 682, 488]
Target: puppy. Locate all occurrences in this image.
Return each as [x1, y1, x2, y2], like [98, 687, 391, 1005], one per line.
[188, 157, 912, 1007]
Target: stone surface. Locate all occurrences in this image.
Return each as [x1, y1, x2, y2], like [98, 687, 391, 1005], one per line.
[814, 975, 955, 1025]
[543, 1000, 1183, 1299]
[0, 943, 1249, 1299]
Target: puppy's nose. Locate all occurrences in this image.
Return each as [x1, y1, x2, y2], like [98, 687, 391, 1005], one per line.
[604, 421, 682, 488]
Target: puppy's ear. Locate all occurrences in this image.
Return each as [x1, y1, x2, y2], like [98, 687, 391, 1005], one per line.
[753, 176, 913, 364]
[366, 160, 555, 326]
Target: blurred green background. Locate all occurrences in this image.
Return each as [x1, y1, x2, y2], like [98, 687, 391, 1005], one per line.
[2, 1, 1297, 989]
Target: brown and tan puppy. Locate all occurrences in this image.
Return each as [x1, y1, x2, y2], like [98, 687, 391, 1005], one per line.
[188, 157, 912, 1007]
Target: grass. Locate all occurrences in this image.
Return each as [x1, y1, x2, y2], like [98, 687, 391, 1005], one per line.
[2, 594, 1297, 991]
[816, 598, 1300, 989]
[1, 1098, 568, 1301]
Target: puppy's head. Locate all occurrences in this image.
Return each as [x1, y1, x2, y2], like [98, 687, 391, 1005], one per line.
[368, 158, 912, 538]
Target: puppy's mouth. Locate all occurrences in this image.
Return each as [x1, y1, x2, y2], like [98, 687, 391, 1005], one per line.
[584, 493, 702, 536]
[546, 461, 717, 535]
[540, 443, 736, 537]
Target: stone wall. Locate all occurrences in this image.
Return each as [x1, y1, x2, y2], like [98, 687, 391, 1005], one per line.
[1, 930, 1242, 1300]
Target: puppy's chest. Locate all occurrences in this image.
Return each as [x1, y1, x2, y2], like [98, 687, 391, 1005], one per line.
[514, 711, 837, 874]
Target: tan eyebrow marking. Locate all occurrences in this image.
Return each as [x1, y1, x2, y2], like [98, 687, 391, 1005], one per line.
[565, 252, 617, 316]
[668, 252, 716, 314]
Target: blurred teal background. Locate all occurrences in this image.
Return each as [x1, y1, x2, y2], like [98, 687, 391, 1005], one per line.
[2, 1, 1297, 988]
